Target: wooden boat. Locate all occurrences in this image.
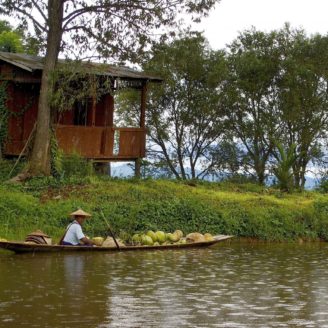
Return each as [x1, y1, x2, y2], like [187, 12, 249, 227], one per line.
[0, 235, 233, 254]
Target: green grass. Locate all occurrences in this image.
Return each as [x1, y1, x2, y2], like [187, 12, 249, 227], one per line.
[0, 159, 328, 242]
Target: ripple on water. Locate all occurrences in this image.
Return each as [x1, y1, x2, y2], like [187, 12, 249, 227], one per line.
[1, 243, 328, 327]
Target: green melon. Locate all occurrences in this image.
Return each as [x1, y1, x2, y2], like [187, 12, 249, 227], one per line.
[146, 230, 157, 242]
[167, 232, 180, 242]
[132, 234, 140, 245]
[142, 235, 154, 246]
[155, 231, 166, 244]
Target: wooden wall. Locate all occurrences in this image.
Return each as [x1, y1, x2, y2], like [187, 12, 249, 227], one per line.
[4, 82, 39, 155]
[2, 61, 146, 160]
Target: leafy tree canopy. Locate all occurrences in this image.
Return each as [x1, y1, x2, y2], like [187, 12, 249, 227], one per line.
[0, 0, 219, 62]
[0, 30, 23, 52]
[0, 19, 39, 54]
[0, 0, 219, 176]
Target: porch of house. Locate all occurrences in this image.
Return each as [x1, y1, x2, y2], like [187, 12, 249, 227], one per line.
[55, 125, 146, 160]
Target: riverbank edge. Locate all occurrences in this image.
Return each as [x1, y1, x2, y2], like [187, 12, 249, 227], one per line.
[1, 175, 328, 243]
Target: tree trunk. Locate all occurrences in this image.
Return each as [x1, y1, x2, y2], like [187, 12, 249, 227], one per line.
[135, 158, 141, 178]
[300, 163, 307, 190]
[27, 0, 64, 176]
[190, 156, 196, 179]
[254, 159, 266, 185]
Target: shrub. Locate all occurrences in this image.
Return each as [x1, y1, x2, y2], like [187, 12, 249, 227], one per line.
[54, 152, 94, 179]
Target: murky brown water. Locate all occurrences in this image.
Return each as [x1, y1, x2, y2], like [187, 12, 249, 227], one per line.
[1, 241, 328, 327]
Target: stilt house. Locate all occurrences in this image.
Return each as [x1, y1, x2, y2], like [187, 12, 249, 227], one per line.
[0, 52, 161, 171]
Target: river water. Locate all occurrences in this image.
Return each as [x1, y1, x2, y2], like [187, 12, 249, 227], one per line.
[1, 241, 328, 328]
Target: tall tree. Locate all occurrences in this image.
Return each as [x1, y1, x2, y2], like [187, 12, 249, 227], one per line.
[224, 29, 281, 184]
[0, 0, 219, 176]
[276, 28, 328, 189]
[143, 33, 227, 179]
[224, 25, 328, 188]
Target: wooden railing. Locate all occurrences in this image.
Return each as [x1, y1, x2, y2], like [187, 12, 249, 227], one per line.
[55, 125, 146, 160]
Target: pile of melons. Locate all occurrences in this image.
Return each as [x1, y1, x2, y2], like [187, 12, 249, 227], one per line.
[131, 230, 214, 246]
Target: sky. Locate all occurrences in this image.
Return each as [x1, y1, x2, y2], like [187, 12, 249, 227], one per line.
[3, 1, 327, 54]
[196, 0, 328, 49]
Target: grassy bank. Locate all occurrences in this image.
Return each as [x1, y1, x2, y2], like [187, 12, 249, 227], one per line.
[1, 161, 328, 243]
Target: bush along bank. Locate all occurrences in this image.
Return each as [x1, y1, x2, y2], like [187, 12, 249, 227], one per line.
[0, 175, 328, 242]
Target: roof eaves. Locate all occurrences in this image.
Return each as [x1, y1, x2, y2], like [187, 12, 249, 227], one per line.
[0, 55, 34, 72]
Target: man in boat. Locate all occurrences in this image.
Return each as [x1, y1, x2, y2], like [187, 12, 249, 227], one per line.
[60, 209, 95, 246]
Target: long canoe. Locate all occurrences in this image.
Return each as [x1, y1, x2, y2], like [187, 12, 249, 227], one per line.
[0, 235, 233, 254]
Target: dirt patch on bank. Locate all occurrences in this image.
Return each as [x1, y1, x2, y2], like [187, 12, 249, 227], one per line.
[40, 185, 89, 203]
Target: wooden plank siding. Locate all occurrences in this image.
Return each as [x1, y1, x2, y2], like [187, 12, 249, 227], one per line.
[4, 81, 39, 155]
[3, 84, 146, 160]
[55, 125, 146, 160]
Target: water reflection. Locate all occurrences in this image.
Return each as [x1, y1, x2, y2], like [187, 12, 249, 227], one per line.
[1, 242, 328, 327]
[0, 254, 109, 327]
[64, 255, 85, 294]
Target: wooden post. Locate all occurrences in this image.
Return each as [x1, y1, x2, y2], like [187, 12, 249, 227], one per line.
[104, 94, 114, 127]
[91, 96, 96, 126]
[103, 93, 114, 165]
[108, 162, 111, 177]
[140, 82, 147, 128]
[91, 77, 98, 127]
[138, 82, 147, 165]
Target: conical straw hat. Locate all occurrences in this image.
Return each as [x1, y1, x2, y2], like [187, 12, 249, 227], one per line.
[70, 209, 92, 218]
[27, 229, 50, 237]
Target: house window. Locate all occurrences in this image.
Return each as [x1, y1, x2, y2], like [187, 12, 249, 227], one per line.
[73, 99, 90, 126]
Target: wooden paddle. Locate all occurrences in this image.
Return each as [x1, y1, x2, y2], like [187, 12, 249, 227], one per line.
[100, 210, 120, 250]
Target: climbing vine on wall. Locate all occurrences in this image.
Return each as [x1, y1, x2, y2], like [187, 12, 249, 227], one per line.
[50, 62, 113, 113]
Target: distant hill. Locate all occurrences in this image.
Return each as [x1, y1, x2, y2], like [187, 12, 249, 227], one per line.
[111, 163, 134, 177]
[110, 163, 318, 189]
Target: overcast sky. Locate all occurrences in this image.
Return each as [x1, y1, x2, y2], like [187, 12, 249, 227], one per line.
[196, 0, 328, 49]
